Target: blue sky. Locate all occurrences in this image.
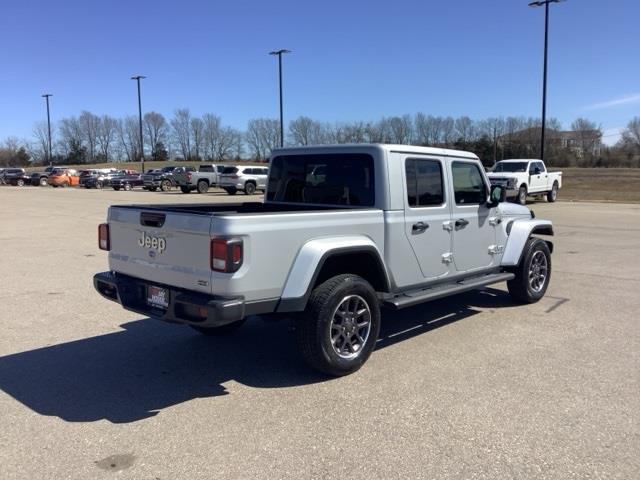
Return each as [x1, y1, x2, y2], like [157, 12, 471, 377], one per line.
[0, 0, 637, 145]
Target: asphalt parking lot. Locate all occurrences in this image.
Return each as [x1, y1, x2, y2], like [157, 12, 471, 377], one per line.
[0, 186, 638, 479]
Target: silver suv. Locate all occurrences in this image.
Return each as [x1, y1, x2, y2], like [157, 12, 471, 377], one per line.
[218, 166, 268, 195]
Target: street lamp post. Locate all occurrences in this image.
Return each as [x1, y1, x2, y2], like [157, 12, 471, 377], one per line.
[42, 94, 53, 166]
[269, 49, 291, 148]
[131, 75, 146, 172]
[529, 0, 565, 162]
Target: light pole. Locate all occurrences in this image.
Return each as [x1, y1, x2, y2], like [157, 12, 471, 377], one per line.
[269, 49, 291, 148]
[42, 94, 53, 166]
[529, 0, 565, 162]
[131, 75, 146, 172]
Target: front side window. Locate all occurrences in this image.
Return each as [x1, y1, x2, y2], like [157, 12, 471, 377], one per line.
[452, 161, 487, 205]
[405, 158, 444, 207]
[267, 154, 374, 206]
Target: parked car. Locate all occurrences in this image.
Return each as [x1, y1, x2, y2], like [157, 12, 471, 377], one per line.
[29, 166, 60, 186]
[3, 168, 30, 186]
[218, 166, 269, 195]
[84, 170, 122, 189]
[94, 144, 555, 376]
[173, 164, 228, 194]
[79, 169, 101, 187]
[142, 166, 183, 191]
[487, 159, 562, 205]
[111, 173, 144, 191]
[48, 168, 80, 187]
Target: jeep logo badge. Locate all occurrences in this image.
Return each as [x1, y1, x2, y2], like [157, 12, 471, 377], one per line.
[138, 232, 166, 253]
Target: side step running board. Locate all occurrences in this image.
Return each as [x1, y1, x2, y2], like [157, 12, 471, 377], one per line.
[383, 272, 515, 310]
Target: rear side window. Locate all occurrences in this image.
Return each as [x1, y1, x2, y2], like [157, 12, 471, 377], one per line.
[217, 165, 226, 173]
[267, 154, 375, 206]
[222, 167, 238, 174]
[405, 158, 444, 207]
[452, 161, 487, 205]
[199, 165, 213, 172]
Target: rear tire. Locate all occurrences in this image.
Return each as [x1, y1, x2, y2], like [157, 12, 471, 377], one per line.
[39, 177, 48, 186]
[224, 187, 237, 195]
[547, 182, 558, 202]
[191, 319, 246, 336]
[17, 179, 25, 187]
[113, 186, 120, 191]
[197, 180, 209, 194]
[295, 274, 381, 376]
[244, 181, 256, 195]
[148, 186, 157, 192]
[180, 186, 191, 194]
[517, 185, 527, 205]
[507, 237, 552, 304]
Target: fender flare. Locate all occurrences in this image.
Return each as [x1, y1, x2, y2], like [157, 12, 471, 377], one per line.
[277, 236, 389, 312]
[501, 219, 554, 266]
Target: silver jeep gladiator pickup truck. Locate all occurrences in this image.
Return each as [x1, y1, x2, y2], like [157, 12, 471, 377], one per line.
[95, 144, 554, 376]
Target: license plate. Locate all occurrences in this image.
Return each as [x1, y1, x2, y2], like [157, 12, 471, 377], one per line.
[147, 285, 169, 309]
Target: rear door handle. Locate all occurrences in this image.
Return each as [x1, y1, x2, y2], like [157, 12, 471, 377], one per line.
[412, 222, 429, 233]
[455, 218, 469, 228]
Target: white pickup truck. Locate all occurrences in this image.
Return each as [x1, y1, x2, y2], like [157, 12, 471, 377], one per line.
[486, 159, 562, 205]
[94, 144, 554, 376]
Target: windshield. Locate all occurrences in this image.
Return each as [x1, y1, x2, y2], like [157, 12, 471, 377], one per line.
[492, 162, 528, 173]
[267, 154, 375, 206]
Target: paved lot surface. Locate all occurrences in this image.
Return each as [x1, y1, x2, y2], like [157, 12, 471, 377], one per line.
[0, 186, 638, 479]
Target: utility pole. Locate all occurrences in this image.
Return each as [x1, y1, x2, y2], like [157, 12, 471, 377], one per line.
[131, 75, 146, 172]
[529, 0, 566, 162]
[269, 49, 291, 148]
[42, 94, 53, 166]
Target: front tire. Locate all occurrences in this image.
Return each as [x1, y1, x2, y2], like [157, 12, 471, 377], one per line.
[191, 319, 246, 336]
[224, 187, 237, 195]
[180, 186, 191, 194]
[113, 186, 120, 191]
[517, 185, 527, 205]
[547, 182, 558, 202]
[507, 237, 551, 303]
[161, 179, 172, 191]
[296, 274, 381, 376]
[17, 179, 25, 187]
[148, 186, 157, 192]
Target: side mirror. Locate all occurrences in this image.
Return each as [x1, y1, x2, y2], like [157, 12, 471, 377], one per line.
[488, 185, 506, 207]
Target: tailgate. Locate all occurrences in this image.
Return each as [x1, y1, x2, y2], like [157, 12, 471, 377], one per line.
[108, 207, 213, 294]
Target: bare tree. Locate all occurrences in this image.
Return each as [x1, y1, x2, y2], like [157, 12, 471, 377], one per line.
[59, 116, 83, 157]
[144, 112, 168, 161]
[619, 117, 640, 151]
[79, 111, 100, 162]
[116, 116, 140, 162]
[96, 115, 117, 162]
[246, 118, 279, 160]
[570, 118, 602, 159]
[288, 116, 326, 145]
[171, 109, 192, 160]
[32, 121, 51, 162]
[190, 117, 205, 161]
[388, 115, 413, 144]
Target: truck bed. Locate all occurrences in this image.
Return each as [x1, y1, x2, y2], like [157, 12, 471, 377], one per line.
[112, 201, 376, 216]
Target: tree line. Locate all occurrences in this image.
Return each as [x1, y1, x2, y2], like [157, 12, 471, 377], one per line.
[1, 111, 639, 168]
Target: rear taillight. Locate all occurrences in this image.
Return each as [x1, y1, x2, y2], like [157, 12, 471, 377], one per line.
[98, 223, 110, 251]
[229, 175, 239, 179]
[210, 238, 243, 273]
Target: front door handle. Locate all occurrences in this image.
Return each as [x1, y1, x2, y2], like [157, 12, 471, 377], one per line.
[412, 222, 429, 234]
[455, 218, 469, 228]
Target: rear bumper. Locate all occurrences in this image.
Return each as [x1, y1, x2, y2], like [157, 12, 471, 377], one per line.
[94, 271, 251, 327]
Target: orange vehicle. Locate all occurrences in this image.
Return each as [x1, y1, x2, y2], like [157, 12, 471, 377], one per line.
[48, 168, 80, 187]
